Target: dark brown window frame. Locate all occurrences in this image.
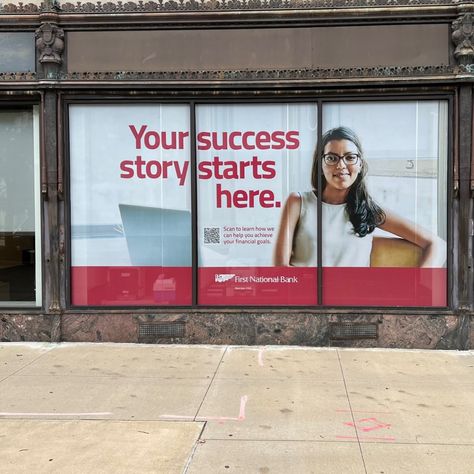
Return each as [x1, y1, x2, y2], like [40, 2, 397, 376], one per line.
[62, 89, 455, 312]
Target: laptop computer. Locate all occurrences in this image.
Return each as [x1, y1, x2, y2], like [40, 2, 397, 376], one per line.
[119, 204, 191, 266]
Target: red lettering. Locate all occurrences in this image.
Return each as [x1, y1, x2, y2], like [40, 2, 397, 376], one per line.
[212, 132, 227, 151]
[239, 161, 251, 178]
[256, 131, 271, 150]
[215, 185, 279, 208]
[197, 132, 212, 151]
[120, 160, 134, 178]
[129, 125, 147, 149]
[250, 156, 263, 179]
[216, 183, 232, 208]
[212, 156, 225, 179]
[198, 161, 213, 179]
[271, 131, 285, 150]
[121, 157, 188, 182]
[129, 125, 188, 150]
[135, 155, 146, 179]
[196, 130, 300, 151]
[178, 131, 189, 149]
[144, 130, 160, 150]
[175, 161, 189, 186]
[146, 160, 162, 178]
[161, 161, 174, 178]
[261, 161, 276, 179]
[233, 190, 248, 208]
[259, 190, 276, 207]
[229, 131, 242, 150]
[286, 131, 300, 149]
[242, 131, 255, 150]
[161, 132, 177, 150]
[222, 161, 239, 180]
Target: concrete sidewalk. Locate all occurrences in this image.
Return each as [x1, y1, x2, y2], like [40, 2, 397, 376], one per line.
[0, 343, 473, 473]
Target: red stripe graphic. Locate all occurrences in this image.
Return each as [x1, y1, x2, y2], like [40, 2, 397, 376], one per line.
[71, 266, 192, 306]
[71, 266, 446, 307]
[199, 267, 446, 307]
[199, 267, 317, 306]
[322, 267, 446, 307]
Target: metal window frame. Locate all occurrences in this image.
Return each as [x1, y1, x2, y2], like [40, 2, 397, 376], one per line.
[61, 89, 455, 313]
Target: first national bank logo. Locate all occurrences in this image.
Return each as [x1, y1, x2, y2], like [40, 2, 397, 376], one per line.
[215, 274, 236, 283]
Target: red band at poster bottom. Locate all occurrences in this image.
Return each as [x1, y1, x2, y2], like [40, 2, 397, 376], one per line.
[199, 267, 446, 307]
[198, 267, 317, 306]
[71, 266, 446, 307]
[71, 266, 192, 306]
[321, 267, 446, 307]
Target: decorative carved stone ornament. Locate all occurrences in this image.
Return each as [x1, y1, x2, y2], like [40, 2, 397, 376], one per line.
[0, 72, 36, 81]
[0, 0, 458, 14]
[35, 23, 65, 65]
[452, 13, 474, 66]
[56, 64, 453, 81]
[0, 65, 454, 82]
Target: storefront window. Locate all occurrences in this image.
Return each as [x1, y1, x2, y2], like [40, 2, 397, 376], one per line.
[70, 104, 192, 306]
[320, 101, 447, 306]
[69, 99, 448, 308]
[0, 107, 41, 307]
[197, 103, 318, 305]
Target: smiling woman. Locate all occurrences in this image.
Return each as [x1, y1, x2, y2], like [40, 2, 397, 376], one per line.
[273, 126, 446, 269]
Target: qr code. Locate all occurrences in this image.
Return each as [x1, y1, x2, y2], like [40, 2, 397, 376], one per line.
[204, 227, 220, 244]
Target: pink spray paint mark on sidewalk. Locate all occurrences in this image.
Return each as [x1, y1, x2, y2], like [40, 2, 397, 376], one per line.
[0, 412, 113, 417]
[344, 417, 391, 433]
[336, 411, 396, 442]
[160, 395, 248, 423]
[258, 348, 265, 367]
[238, 394, 248, 420]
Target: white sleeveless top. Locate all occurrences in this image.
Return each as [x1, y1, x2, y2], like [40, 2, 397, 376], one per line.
[290, 191, 373, 267]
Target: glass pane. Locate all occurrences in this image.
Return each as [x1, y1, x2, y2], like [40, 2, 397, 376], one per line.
[70, 104, 192, 306]
[0, 33, 35, 73]
[0, 108, 39, 305]
[321, 101, 448, 307]
[197, 103, 318, 306]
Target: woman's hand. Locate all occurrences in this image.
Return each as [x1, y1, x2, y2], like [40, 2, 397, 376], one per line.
[273, 192, 302, 266]
[379, 211, 447, 267]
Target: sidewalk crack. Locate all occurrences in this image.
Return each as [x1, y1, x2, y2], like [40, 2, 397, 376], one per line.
[337, 348, 368, 474]
[182, 421, 207, 474]
[193, 346, 228, 421]
[0, 344, 56, 385]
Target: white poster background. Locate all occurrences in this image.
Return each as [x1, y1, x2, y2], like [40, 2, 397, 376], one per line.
[197, 103, 318, 267]
[70, 104, 191, 266]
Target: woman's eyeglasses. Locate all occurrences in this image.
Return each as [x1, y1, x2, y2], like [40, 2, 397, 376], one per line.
[322, 153, 360, 166]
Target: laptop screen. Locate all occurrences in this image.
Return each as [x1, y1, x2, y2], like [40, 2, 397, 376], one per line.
[119, 204, 191, 266]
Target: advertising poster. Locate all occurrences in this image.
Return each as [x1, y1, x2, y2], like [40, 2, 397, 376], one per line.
[197, 103, 318, 305]
[198, 101, 447, 307]
[70, 100, 447, 308]
[320, 101, 447, 306]
[70, 104, 192, 306]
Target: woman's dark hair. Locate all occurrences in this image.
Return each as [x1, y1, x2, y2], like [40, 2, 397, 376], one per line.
[311, 126, 385, 237]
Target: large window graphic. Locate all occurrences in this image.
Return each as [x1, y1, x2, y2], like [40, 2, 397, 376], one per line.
[318, 101, 447, 306]
[197, 103, 318, 305]
[70, 105, 192, 306]
[199, 101, 447, 307]
[69, 99, 448, 308]
[0, 107, 41, 307]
